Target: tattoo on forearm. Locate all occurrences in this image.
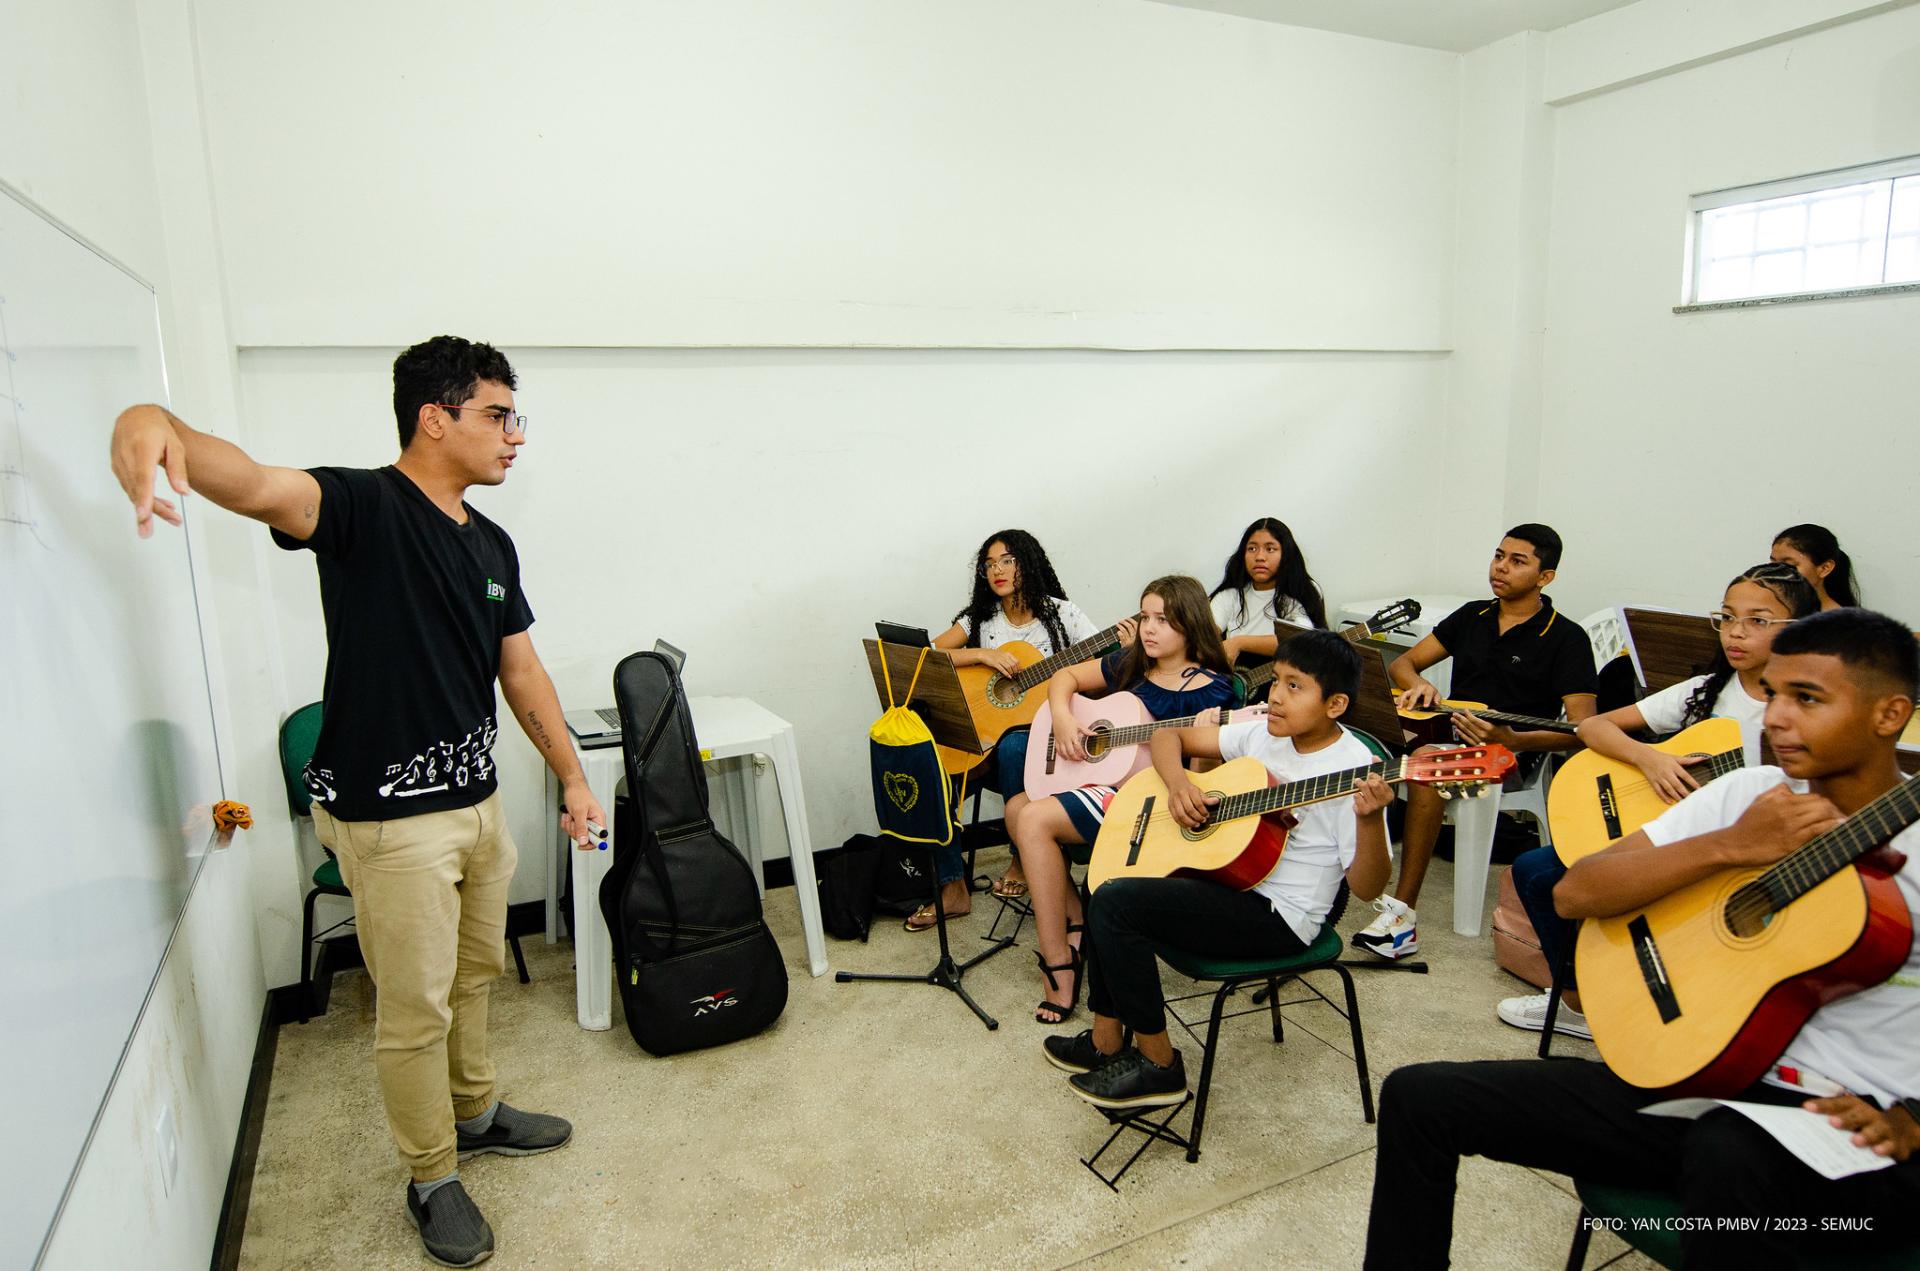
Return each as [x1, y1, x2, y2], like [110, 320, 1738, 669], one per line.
[527, 709, 555, 753]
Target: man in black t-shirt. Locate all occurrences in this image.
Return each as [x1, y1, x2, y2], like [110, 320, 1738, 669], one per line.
[111, 336, 607, 1267]
[1356, 524, 1597, 960]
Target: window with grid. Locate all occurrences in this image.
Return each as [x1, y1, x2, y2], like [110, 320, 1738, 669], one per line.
[1686, 156, 1920, 306]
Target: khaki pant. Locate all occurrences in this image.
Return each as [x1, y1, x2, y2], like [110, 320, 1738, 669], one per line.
[312, 792, 518, 1181]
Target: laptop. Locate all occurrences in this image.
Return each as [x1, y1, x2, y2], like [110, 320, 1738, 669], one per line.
[874, 620, 932, 647]
[564, 640, 688, 748]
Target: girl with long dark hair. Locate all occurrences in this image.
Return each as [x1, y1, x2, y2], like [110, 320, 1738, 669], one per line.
[1004, 575, 1235, 1023]
[914, 530, 1100, 929]
[1771, 523, 1859, 609]
[1209, 517, 1328, 664]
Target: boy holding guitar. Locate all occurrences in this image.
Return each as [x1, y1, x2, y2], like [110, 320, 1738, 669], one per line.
[1364, 608, 1920, 1267]
[1363, 525, 1597, 959]
[1042, 630, 1395, 1110]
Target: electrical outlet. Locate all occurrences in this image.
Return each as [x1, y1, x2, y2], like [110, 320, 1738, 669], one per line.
[155, 1104, 178, 1198]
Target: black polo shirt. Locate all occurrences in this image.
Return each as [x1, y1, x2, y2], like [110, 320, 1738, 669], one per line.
[1430, 596, 1596, 722]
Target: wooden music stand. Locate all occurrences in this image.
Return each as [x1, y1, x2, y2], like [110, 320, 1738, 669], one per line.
[1275, 622, 1409, 749]
[862, 639, 983, 756]
[1620, 607, 1722, 694]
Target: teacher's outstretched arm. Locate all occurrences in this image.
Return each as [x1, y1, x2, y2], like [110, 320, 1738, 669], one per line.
[109, 403, 321, 540]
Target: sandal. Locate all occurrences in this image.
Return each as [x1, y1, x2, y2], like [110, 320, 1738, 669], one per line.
[992, 875, 1030, 900]
[1034, 947, 1084, 1024]
[904, 894, 971, 932]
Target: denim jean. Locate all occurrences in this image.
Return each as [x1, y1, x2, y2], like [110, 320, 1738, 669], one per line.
[1509, 844, 1573, 987]
[934, 728, 1029, 884]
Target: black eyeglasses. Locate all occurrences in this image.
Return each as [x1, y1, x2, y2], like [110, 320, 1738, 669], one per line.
[433, 403, 528, 437]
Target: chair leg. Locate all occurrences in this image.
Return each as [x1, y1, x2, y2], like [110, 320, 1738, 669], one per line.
[1185, 982, 1235, 1162]
[299, 887, 320, 1023]
[1540, 937, 1577, 1059]
[1267, 976, 1283, 1042]
[1564, 1207, 1594, 1270]
[1333, 964, 1375, 1123]
[509, 933, 530, 984]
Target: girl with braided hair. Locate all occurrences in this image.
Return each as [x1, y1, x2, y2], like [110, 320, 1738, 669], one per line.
[1575, 562, 1819, 800]
[1494, 561, 1821, 1042]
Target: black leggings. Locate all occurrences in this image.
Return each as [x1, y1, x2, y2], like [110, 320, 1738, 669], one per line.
[1085, 877, 1308, 1036]
[1364, 1057, 1920, 1270]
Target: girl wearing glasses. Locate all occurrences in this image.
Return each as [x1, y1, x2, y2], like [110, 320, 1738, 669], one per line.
[1574, 562, 1819, 801]
[1493, 562, 1820, 1043]
[910, 530, 1101, 930]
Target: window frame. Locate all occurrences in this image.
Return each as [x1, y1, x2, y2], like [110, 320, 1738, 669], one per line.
[1676, 153, 1920, 313]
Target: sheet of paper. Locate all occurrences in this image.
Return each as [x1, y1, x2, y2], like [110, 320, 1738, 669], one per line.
[1642, 1098, 1898, 1181]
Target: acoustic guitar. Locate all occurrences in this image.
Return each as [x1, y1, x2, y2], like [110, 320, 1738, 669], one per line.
[1397, 700, 1580, 748]
[1548, 717, 1746, 867]
[1088, 745, 1515, 892]
[950, 621, 1125, 759]
[1024, 693, 1267, 801]
[1575, 777, 1919, 1096]
[1236, 599, 1422, 699]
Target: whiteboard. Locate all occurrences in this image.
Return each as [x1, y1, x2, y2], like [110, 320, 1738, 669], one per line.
[0, 185, 225, 1268]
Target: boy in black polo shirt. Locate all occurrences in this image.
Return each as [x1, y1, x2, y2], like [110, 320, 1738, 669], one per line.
[1358, 524, 1596, 958]
[110, 336, 607, 1267]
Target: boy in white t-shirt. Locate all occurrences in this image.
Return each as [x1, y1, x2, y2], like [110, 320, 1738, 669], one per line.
[1043, 629, 1394, 1110]
[1366, 608, 1920, 1268]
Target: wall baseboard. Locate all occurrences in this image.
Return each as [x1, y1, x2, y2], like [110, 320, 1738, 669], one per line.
[210, 988, 298, 1271]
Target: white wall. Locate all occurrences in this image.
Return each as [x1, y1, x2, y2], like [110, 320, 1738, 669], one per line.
[3, 0, 279, 1266]
[191, 0, 1459, 351]
[241, 345, 1450, 900]
[1528, 2, 1920, 622]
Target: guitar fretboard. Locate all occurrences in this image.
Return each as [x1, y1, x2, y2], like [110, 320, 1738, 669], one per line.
[1012, 623, 1123, 692]
[1739, 777, 1920, 920]
[1416, 705, 1578, 735]
[1210, 758, 1406, 823]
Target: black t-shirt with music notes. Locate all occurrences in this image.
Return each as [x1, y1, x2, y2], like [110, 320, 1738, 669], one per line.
[272, 466, 533, 822]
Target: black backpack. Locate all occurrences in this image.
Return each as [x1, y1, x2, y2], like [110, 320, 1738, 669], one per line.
[597, 649, 788, 1055]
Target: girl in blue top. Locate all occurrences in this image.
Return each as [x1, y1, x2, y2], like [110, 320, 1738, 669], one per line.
[1006, 574, 1237, 1023]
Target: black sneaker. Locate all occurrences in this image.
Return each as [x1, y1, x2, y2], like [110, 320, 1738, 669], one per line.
[456, 1103, 573, 1160]
[1043, 1029, 1118, 1075]
[1068, 1047, 1188, 1110]
[404, 1179, 493, 1268]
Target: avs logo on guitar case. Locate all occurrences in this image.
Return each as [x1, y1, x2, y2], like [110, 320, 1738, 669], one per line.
[691, 989, 740, 1017]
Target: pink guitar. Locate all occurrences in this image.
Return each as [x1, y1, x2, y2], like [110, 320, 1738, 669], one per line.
[1024, 692, 1267, 800]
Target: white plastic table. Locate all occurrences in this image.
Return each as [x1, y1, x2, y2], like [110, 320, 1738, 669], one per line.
[542, 696, 828, 1031]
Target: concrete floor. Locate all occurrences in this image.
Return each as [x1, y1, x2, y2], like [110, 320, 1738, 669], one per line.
[243, 851, 1659, 1270]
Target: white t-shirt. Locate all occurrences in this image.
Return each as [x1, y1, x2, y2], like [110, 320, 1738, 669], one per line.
[958, 597, 1100, 658]
[1641, 767, 1920, 1106]
[1636, 672, 1769, 767]
[1217, 721, 1381, 941]
[1211, 585, 1313, 641]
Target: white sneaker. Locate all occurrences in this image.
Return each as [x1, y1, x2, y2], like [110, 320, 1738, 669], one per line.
[1351, 896, 1419, 959]
[1496, 992, 1591, 1039]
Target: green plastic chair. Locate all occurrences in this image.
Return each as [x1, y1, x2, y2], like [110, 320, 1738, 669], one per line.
[1567, 1180, 1919, 1269]
[283, 703, 352, 1021]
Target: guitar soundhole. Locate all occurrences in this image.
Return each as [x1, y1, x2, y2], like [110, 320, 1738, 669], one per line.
[1084, 724, 1111, 759]
[1727, 908, 1773, 939]
[1179, 793, 1224, 843]
[988, 675, 1023, 707]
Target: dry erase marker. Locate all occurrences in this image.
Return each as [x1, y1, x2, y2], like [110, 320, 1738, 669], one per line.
[587, 820, 608, 849]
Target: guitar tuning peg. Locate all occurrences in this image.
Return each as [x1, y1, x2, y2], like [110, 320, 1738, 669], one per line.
[1437, 787, 1454, 801]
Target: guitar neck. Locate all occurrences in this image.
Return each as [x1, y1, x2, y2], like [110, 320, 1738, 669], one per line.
[1096, 705, 1241, 750]
[1746, 778, 1920, 915]
[1442, 707, 1578, 735]
[1013, 623, 1123, 692]
[1210, 757, 1408, 824]
[1240, 621, 1378, 693]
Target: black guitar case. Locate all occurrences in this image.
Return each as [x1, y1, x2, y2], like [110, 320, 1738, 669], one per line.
[597, 649, 788, 1054]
